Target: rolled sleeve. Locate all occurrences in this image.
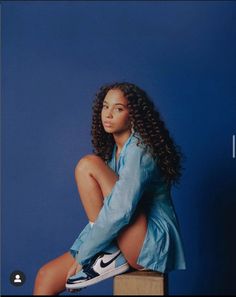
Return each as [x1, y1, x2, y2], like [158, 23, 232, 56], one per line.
[76, 144, 157, 265]
[69, 222, 92, 258]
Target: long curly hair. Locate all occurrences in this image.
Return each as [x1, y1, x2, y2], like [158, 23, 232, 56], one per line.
[91, 81, 185, 187]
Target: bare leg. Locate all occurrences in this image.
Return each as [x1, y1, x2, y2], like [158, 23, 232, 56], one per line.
[33, 154, 145, 295]
[33, 155, 119, 295]
[117, 208, 147, 269]
[74, 154, 146, 269]
[33, 252, 75, 295]
[74, 154, 119, 222]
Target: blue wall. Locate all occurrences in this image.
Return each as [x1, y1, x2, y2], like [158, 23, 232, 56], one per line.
[1, 1, 236, 295]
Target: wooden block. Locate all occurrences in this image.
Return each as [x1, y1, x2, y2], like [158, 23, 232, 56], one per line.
[113, 270, 168, 295]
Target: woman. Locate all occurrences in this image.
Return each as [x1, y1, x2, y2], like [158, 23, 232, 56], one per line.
[33, 82, 186, 295]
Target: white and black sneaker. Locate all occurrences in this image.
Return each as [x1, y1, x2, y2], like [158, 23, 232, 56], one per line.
[66, 250, 130, 290]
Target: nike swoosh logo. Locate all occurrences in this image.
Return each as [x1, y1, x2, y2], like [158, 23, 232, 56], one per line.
[100, 252, 121, 268]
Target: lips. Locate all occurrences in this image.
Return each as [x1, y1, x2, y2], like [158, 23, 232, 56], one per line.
[104, 121, 112, 127]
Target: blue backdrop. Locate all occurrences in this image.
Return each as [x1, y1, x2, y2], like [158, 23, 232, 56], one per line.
[1, 1, 236, 295]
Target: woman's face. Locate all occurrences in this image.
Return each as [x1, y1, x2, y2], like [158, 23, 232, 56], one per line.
[101, 89, 131, 135]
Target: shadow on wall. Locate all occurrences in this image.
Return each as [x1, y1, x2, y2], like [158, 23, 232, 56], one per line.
[198, 161, 236, 295]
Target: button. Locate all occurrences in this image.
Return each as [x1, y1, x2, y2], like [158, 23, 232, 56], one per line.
[10, 270, 26, 286]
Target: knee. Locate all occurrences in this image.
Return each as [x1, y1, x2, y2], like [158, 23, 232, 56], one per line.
[74, 154, 102, 180]
[34, 265, 54, 291]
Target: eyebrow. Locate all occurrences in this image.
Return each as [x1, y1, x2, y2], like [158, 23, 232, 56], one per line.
[103, 100, 127, 107]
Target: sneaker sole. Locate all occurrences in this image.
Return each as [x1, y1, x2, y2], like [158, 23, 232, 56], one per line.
[66, 263, 130, 289]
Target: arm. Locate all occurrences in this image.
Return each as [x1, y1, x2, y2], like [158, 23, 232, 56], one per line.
[76, 143, 157, 265]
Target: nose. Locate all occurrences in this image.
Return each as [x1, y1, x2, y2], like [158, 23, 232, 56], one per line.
[105, 108, 113, 118]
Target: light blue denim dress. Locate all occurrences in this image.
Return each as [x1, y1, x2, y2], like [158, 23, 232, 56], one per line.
[70, 132, 186, 273]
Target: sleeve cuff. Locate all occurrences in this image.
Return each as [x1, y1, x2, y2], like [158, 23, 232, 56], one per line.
[69, 222, 92, 258]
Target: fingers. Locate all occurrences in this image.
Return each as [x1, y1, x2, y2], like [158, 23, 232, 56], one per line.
[75, 263, 82, 274]
[66, 272, 71, 281]
[65, 263, 83, 293]
[66, 261, 77, 280]
[66, 262, 81, 280]
[66, 269, 74, 280]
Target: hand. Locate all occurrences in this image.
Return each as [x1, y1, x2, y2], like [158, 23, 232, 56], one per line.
[66, 260, 83, 293]
[66, 259, 82, 280]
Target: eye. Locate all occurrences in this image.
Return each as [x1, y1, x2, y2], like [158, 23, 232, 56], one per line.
[102, 105, 108, 109]
[115, 108, 123, 112]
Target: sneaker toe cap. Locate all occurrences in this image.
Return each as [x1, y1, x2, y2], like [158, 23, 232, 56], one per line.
[67, 271, 89, 284]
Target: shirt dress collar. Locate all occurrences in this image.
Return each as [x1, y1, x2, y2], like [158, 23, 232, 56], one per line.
[112, 131, 138, 172]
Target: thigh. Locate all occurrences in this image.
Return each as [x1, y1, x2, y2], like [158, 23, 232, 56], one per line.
[117, 210, 147, 270]
[34, 252, 75, 295]
[76, 154, 119, 198]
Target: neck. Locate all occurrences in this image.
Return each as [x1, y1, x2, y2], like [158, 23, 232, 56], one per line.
[113, 130, 132, 153]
